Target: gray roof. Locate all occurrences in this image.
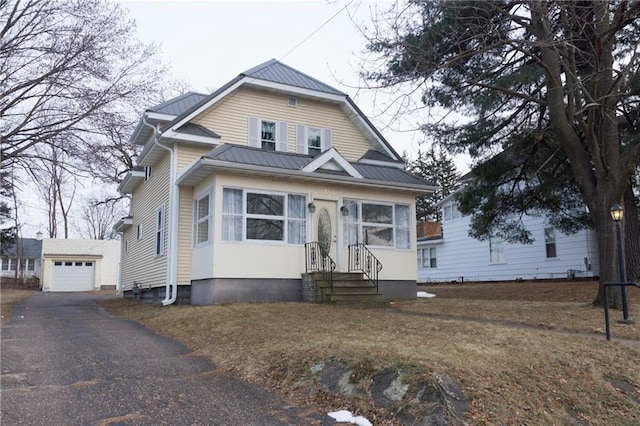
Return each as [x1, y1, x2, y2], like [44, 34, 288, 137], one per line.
[359, 149, 403, 163]
[203, 144, 430, 186]
[2, 238, 42, 258]
[175, 123, 220, 138]
[149, 92, 208, 116]
[241, 59, 345, 95]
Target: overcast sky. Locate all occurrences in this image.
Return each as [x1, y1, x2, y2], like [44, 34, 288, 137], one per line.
[19, 0, 471, 239]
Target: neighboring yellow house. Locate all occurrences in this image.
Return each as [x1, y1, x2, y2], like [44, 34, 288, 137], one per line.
[115, 60, 435, 305]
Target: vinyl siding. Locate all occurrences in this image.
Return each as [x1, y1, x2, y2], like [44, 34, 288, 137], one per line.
[175, 144, 213, 173]
[193, 87, 374, 161]
[121, 152, 170, 290]
[193, 172, 418, 281]
[417, 205, 599, 283]
[176, 185, 193, 285]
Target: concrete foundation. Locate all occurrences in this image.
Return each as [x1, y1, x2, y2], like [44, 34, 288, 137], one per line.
[191, 278, 303, 305]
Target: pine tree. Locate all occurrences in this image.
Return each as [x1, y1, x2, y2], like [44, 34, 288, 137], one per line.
[407, 145, 460, 222]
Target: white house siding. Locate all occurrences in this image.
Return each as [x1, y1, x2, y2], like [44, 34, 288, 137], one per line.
[176, 185, 194, 286]
[417, 211, 599, 283]
[192, 173, 418, 282]
[41, 239, 121, 291]
[193, 87, 373, 162]
[120, 151, 170, 291]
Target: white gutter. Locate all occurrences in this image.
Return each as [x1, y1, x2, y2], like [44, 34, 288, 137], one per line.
[141, 116, 178, 306]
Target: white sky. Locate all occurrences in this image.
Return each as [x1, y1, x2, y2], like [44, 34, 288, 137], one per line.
[17, 0, 471, 239]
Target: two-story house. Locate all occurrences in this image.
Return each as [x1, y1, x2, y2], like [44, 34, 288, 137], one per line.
[115, 59, 435, 305]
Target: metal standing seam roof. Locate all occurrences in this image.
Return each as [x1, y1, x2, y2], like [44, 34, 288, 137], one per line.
[201, 144, 433, 187]
[175, 123, 221, 138]
[241, 59, 346, 95]
[148, 92, 208, 116]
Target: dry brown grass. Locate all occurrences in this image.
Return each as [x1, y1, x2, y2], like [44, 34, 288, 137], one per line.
[0, 288, 36, 326]
[102, 280, 640, 425]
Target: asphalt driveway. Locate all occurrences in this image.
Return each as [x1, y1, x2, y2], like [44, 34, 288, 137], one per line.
[1, 292, 331, 425]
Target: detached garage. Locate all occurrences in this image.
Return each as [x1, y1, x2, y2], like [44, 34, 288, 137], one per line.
[41, 239, 121, 292]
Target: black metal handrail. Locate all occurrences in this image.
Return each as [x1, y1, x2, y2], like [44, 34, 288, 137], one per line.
[348, 243, 382, 293]
[305, 241, 336, 290]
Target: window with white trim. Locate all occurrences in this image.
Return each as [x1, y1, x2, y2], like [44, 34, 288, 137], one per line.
[154, 205, 165, 256]
[489, 237, 505, 263]
[221, 188, 306, 244]
[544, 227, 557, 258]
[296, 125, 332, 156]
[343, 199, 411, 249]
[248, 117, 287, 152]
[20, 259, 35, 271]
[136, 224, 142, 241]
[194, 192, 212, 246]
[1, 258, 11, 271]
[418, 247, 437, 269]
[144, 167, 152, 181]
[443, 203, 462, 221]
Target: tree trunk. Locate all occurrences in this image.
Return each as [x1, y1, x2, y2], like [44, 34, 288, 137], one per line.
[592, 210, 623, 308]
[623, 183, 640, 281]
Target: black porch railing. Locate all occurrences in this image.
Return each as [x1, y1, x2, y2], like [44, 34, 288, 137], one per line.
[348, 243, 382, 293]
[305, 241, 336, 290]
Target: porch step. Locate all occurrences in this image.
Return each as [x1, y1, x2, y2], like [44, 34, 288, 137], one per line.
[302, 271, 389, 308]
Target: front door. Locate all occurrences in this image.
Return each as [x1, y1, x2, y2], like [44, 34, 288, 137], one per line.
[313, 199, 338, 267]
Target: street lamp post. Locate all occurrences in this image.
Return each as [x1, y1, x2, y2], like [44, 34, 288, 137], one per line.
[610, 204, 630, 321]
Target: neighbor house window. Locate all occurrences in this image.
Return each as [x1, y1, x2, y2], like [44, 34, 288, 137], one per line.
[154, 205, 165, 256]
[489, 237, 505, 263]
[194, 192, 212, 246]
[20, 259, 35, 271]
[296, 125, 333, 156]
[221, 188, 306, 244]
[443, 203, 462, 221]
[544, 227, 557, 258]
[1, 258, 10, 271]
[248, 117, 287, 152]
[343, 199, 411, 249]
[418, 247, 437, 268]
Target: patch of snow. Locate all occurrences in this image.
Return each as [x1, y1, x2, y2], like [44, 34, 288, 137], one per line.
[328, 410, 372, 426]
[417, 291, 436, 298]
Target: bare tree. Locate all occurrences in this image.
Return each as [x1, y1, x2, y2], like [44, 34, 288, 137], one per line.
[1, 0, 166, 166]
[81, 196, 123, 240]
[27, 144, 79, 238]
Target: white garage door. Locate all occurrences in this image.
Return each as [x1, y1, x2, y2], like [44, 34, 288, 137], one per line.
[51, 260, 95, 292]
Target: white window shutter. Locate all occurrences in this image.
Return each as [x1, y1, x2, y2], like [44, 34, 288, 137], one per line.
[296, 124, 306, 154]
[322, 128, 333, 151]
[277, 121, 288, 152]
[248, 117, 259, 147]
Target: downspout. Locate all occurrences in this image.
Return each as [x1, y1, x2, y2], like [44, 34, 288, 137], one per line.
[141, 115, 178, 305]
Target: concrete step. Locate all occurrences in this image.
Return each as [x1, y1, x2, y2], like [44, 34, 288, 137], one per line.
[327, 293, 384, 302]
[331, 300, 391, 309]
[317, 279, 372, 288]
[324, 286, 378, 295]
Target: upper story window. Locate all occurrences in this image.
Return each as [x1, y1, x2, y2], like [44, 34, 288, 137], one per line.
[343, 199, 410, 249]
[443, 203, 462, 221]
[489, 236, 505, 263]
[248, 117, 287, 152]
[222, 188, 306, 244]
[144, 167, 152, 181]
[296, 125, 333, 156]
[544, 227, 557, 258]
[136, 224, 142, 241]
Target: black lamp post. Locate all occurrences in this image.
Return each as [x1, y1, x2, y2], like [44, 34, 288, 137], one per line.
[610, 204, 630, 322]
